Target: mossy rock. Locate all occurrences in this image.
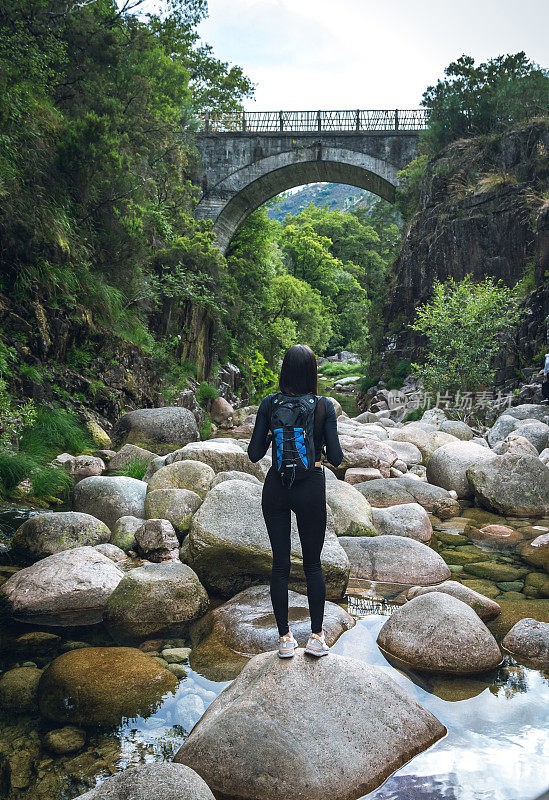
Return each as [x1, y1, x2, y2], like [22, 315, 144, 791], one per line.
[464, 562, 528, 583]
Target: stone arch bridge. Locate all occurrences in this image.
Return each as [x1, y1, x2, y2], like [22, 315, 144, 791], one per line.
[194, 109, 428, 252]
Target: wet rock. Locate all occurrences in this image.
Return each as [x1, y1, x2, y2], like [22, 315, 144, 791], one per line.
[325, 480, 376, 536]
[144, 488, 202, 534]
[189, 585, 354, 680]
[103, 562, 209, 642]
[377, 593, 502, 673]
[465, 523, 523, 549]
[134, 519, 179, 562]
[109, 515, 144, 551]
[465, 562, 527, 582]
[467, 454, 549, 517]
[173, 649, 446, 800]
[356, 476, 460, 518]
[43, 726, 86, 755]
[339, 535, 450, 585]
[344, 467, 383, 483]
[439, 420, 474, 440]
[460, 578, 501, 599]
[524, 572, 549, 598]
[211, 470, 262, 486]
[107, 444, 158, 473]
[517, 533, 549, 572]
[406, 580, 501, 621]
[16, 631, 61, 658]
[67, 455, 106, 481]
[492, 432, 540, 456]
[426, 441, 497, 498]
[181, 480, 349, 599]
[1, 547, 123, 625]
[73, 763, 215, 800]
[0, 666, 42, 711]
[165, 439, 266, 479]
[371, 503, 432, 543]
[38, 647, 177, 727]
[7, 750, 34, 789]
[162, 647, 191, 663]
[336, 435, 398, 477]
[502, 618, 549, 667]
[147, 459, 214, 499]
[112, 407, 199, 455]
[74, 476, 147, 529]
[11, 512, 110, 562]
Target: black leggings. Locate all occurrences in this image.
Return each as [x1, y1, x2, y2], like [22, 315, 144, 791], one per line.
[261, 465, 327, 636]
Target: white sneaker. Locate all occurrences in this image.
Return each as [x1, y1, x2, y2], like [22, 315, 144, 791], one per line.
[278, 632, 298, 658]
[305, 632, 330, 657]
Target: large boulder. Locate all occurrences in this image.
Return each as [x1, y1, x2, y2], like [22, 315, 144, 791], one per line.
[11, 512, 110, 562]
[210, 396, 234, 428]
[511, 420, 549, 453]
[324, 480, 376, 536]
[1, 547, 123, 625]
[173, 650, 446, 800]
[38, 647, 177, 727]
[377, 593, 502, 673]
[339, 535, 450, 585]
[371, 503, 432, 543]
[165, 440, 266, 480]
[144, 489, 202, 534]
[505, 404, 549, 422]
[388, 440, 423, 466]
[389, 426, 458, 463]
[439, 420, 474, 440]
[103, 562, 209, 642]
[501, 618, 549, 668]
[189, 585, 354, 680]
[211, 470, 262, 487]
[487, 413, 520, 447]
[74, 476, 147, 529]
[517, 533, 549, 572]
[336, 435, 398, 477]
[0, 666, 42, 712]
[112, 407, 199, 455]
[73, 764, 215, 800]
[426, 441, 497, 498]
[134, 519, 179, 562]
[406, 580, 501, 621]
[356, 475, 460, 519]
[181, 480, 349, 599]
[492, 432, 540, 457]
[147, 459, 214, 499]
[466, 454, 549, 516]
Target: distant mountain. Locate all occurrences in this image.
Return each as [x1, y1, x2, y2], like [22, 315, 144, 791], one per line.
[267, 183, 377, 221]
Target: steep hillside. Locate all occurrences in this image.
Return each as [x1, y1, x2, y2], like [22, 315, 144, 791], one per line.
[268, 183, 376, 220]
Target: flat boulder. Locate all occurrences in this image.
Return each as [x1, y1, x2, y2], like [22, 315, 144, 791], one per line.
[336, 434, 398, 477]
[339, 535, 450, 585]
[390, 425, 458, 463]
[144, 488, 202, 534]
[388, 440, 423, 466]
[356, 475, 460, 519]
[325, 480, 376, 536]
[406, 580, 501, 621]
[165, 440, 266, 479]
[181, 480, 349, 599]
[74, 476, 147, 529]
[426, 441, 497, 498]
[73, 764, 216, 800]
[377, 593, 502, 673]
[38, 647, 177, 727]
[1, 547, 123, 626]
[465, 523, 523, 550]
[173, 650, 446, 800]
[466, 454, 549, 516]
[344, 467, 383, 483]
[112, 407, 199, 455]
[371, 503, 432, 543]
[501, 618, 549, 668]
[11, 512, 110, 562]
[147, 459, 214, 498]
[103, 562, 209, 642]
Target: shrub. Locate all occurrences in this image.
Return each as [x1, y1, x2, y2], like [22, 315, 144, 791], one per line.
[197, 382, 220, 408]
[19, 407, 93, 460]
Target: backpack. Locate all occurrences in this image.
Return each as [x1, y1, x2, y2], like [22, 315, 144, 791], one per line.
[269, 392, 326, 487]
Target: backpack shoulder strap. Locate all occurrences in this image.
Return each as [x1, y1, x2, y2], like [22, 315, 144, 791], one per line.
[313, 395, 327, 441]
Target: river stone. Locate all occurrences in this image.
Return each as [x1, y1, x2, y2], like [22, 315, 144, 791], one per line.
[426, 441, 497, 498]
[356, 475, 460, 518]
[517, 533, 549, 572]
[465, 562, 527, 582]
[165, 440, 266, 479]
[73, 764, 216, 800]
[344, 467, 383, 483]
[465, 523, 523, 549]
[85, 420, 112, 449]
[144, 488, 202, 534]
[173, 649, 446, 800]
[74, 476, 147, 529]
[439, 420, 474, 440]
[492, 432, 540, 457]
[11, 512, 110, 562]
[147, 459, 214, 499]
[38, 647, 177, 727]
[112, 407, 199, 455]
[0, 667, 42, 712]
[211, 396, 234, 427]
[104, 562, 208, 642]
[466, 454, 549, 516]
[540, 448, 549, 465]
[67, 455, 105, 481]
[487, 414, 520, 447]
[505, 404, 549, 422]
[189, 585, 354, 679]
[43, 726, 86, 755]
[377, 593, 502, 673]
[406, 580, 501, 621]
[325, 480, 376, 536]
[371, 503, 432, 543]
[511, 420, 549, 453]
[388, 440, 423, 466]
[109, 515, 144, 551]
[211, 470, 262, 486]
[339, 535, 450, 585]
[336, 435, 398, 477]
[421, 408, 448, 427]
[390, 425, 458, 463]
[1, 547, 123, 625]
[501, 618, 549, 667]
[107, 444, 158, 473]
[180, 480, 349, 599]
[134, 519, 179, 562]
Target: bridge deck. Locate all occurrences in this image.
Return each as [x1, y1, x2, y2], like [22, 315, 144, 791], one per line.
[198, 108, 428, 134]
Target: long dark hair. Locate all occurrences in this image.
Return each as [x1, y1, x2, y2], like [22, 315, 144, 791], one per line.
[279, 344, 318, 396]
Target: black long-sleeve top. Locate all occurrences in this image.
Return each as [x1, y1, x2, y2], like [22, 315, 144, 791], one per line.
[247, 393, 344, 467]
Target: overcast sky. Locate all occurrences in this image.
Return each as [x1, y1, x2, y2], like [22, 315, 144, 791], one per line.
[198, 0, 548, 110]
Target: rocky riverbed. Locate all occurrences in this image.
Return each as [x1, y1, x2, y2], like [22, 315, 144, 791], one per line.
[0, 399, 548, 800]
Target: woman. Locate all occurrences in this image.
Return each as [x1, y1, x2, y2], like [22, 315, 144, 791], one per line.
[247, 344, 343, 659]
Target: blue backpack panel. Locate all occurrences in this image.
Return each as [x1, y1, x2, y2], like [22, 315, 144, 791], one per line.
[270, 392, 321, 487]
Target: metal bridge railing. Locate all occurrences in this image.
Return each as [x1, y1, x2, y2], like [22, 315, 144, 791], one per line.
[198, 109, 429, 133]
